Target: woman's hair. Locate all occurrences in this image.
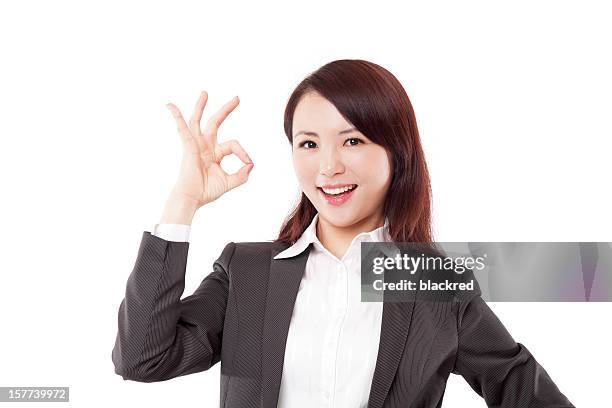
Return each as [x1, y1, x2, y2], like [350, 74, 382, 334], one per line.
[274, 59, 433, 245]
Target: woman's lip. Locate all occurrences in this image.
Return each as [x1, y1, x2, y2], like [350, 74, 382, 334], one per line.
[318, 185, 358, 206]
[317, 184, 358, 189]
[317, 185, 358, 192]
[317, 183, 358, 189]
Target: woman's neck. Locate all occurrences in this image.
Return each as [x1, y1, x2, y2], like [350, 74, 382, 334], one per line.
[316, 213, 386, 260]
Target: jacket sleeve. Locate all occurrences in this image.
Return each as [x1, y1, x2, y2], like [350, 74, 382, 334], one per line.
[111, 231, 236, 382]
[452, 294, 575, 407]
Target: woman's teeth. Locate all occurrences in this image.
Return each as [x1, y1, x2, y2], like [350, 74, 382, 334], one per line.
[320, 184, 357, 195]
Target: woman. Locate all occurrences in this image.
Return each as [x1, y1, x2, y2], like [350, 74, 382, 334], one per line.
[112, 59, 574, 407]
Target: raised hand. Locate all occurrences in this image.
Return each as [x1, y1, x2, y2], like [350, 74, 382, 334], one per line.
[166, 91, 254, 206]
[160, 91, 254, 224]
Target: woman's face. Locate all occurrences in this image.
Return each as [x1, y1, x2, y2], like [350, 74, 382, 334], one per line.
[291, 91, 393, 227]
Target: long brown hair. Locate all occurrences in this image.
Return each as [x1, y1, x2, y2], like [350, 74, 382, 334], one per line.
[274, 59, 433, 245]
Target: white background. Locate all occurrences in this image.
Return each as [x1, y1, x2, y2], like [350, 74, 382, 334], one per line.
[1, 0, 610, 406]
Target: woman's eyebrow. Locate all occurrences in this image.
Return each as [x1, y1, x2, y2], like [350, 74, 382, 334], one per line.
[293, 127, 357, 138]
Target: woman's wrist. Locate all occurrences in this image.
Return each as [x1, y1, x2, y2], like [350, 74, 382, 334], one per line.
[159, 190, 200, 225]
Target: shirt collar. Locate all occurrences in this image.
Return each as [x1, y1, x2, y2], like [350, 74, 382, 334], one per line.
[273, 213, 391, 260]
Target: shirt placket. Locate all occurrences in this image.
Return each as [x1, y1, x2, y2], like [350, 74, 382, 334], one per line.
[321, 258, 349, 408]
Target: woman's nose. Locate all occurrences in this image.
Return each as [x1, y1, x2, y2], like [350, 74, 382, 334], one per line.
[319, 149, 344, 177]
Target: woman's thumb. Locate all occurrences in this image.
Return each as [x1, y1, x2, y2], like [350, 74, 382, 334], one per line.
[227, 162, 254, 191]
[246, 162, 254, 175]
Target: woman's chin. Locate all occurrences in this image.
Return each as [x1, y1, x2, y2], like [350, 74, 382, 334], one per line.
[316, 210, 361, 228]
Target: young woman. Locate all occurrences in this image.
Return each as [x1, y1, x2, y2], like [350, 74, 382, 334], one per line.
[112, 59, 574, 407]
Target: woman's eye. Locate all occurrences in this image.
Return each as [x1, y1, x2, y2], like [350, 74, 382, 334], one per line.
[345, 137, 364, 146]
[298, 140, 317, 149]
[297, 138, 364, 149]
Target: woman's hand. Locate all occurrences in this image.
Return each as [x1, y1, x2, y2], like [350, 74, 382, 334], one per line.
[160, 91, 254, 224]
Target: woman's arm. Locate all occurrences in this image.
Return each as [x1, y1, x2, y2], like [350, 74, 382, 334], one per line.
[111, 90, 251, 382]
[452, 294, 575, 407]
[111, 232, 236, 382]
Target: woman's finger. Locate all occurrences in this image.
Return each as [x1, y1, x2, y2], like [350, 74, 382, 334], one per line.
[166, 103, 191, 137]
[201, 96, 240, 145]
[225, 162, 254, 191]
[189, 91, 211, 154]
[166, 103, 194, 146]
[189, 90, 208, 139]
[217, 139, 253, 165]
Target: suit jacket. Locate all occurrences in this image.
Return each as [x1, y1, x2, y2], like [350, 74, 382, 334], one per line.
[112, 231, 575, 407]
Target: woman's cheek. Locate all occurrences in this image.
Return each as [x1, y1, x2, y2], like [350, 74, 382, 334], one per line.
[293, 161, 317, 193]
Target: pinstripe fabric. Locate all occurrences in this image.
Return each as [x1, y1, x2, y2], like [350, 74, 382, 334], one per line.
[112, 231, 575, 407]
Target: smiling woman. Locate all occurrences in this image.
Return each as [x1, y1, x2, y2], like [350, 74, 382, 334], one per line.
[276, 60, 434, 249]
[289, 91, 392, 232]
[270, 59, 573, 407]
[112, 59, 574, 408]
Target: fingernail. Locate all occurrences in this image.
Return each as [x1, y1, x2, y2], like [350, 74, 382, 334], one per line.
[247, 163, 254, 174]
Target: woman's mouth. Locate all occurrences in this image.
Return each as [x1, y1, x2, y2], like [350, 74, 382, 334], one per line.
[317, 184, 358, 206]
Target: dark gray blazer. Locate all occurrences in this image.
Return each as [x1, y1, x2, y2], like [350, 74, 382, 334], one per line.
[112, 231, 575, 407]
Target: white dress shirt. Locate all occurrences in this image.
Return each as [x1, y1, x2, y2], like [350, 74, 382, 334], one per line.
[150, 214, 391, 408]
[151, 223, 191, 242]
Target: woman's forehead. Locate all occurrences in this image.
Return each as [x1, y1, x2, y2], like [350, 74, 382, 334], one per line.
[293, 96, 354, 137]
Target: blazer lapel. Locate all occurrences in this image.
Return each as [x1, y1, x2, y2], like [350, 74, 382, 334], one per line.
[261, 242, 312, 408]
[260, 242, 417, 408]
[367, 272, 418, 408]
